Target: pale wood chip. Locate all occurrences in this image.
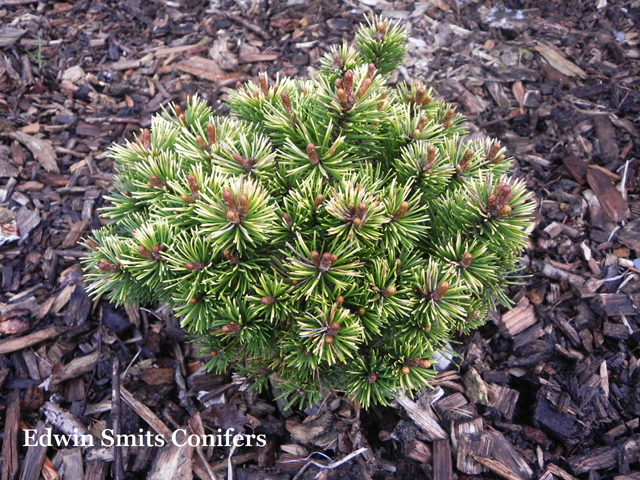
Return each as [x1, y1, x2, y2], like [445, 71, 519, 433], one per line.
[9, 131, 59, 173]
[533, 42, 587, 79]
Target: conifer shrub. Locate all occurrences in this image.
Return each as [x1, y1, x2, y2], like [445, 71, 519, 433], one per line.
[83, 17, 535, 409]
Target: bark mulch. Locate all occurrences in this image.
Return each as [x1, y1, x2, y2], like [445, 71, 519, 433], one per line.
[1, 0, 640, 479]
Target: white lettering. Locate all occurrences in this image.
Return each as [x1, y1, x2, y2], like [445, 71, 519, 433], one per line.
[172, 428, 187, 447]
[102, 429, 114, 447]
[24, 429, 37, 447]
[255, 434, 267, 447]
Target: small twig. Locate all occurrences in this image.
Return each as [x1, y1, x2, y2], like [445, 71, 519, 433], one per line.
[0, 0, 37, 5]
[112, 357, 124, 480]
[290, 448, 368, 480]
[82, 117, 151, 126]
[228, 442, 239, 480]
[619, 159, 630, 201]
[225, 12, 271, 40]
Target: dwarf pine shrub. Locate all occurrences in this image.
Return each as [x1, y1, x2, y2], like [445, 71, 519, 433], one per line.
[83, 17, 535, 409]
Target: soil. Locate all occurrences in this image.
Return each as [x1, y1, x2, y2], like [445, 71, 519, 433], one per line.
[1, 0, 640, 479]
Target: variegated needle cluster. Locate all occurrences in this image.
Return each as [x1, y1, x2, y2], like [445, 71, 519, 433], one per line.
[83, 17, 535, 409]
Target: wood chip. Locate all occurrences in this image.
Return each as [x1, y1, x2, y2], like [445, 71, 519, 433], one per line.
[147, 430, 194, 480]
[568, 435, 640, 474]
[533, 42, 587, 79]
[395, 394, 448, 441]
[176, 57, 242, 82]
[0, 326, 68, 355]
[433, 438, 453, 480]
[499, 296, 537, 337]
[120, 386, 173, 440]
[0, 27, 26, 47]
[9, 131, 59, 173]
[454, 417, 489, 474]
[18, 421, 49, 480]
[1, 391, 20, 480]
[51, 350, 101, 385]
[60, 220, 90, 249]
[593, 115, 619, 162]
[16, 206, 40, 243]
[586, 169, 630, 222]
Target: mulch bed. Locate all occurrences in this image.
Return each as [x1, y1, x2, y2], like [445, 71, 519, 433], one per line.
[1, 0, 640, 479]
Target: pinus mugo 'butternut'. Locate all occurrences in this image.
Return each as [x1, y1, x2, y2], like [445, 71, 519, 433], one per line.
[83, 17, 535, 410]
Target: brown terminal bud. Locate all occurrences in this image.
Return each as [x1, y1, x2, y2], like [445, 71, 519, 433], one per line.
[232, 152, 246, 167]
[226, 210, 239, 223]
[333, 51, 344, 68]
[185, 262, 204, 271]
[325, 336, 334, 344]
[421, 359, 432, 368]
[384, 285, 397, 297]
[140, 128, 151, 150]
[343, 71, 354, 97]
[487, 142, 501, 162]
[222, 189, 236, 210]
[498, 204, 512, 216]
[190, 297, 201, 304]
[358, 307, 366, 316]
[138, 245, 154, 259]
[402, 366, 411, 375]
[281, 91, 292, 115]
[222, 322, 241, 334]
[335, 78, 343, 89]
[412, 129, 421, 141]
[352, 217, 362, 227]
[318, 252, 335, 273]
[261, 296, 276, 305]
[356, 77, 372, 99]
[210, 349, 218, 356]
[238, 194, 249, 214]
[416, 88, 425, 106]
[148, 174, 166, 189]
[187, 173, 199, 198]
[432, 281, 449, 302]
[196, 135, 206, 150]
[367, 63, 376, 78]
[283, 212, 293, 227]
[337, 88, 348, 106]
[368, 373, 377, 383]
[442, 108, 455, 127]
[182, 194, 195, 204]
[416, 115, 428, 132]
[393, 201, 409, 221]
[98, 260, 119, 273]
[86, 238, 99, 249]
[207, 123, 217, 147]
[314, 194, 324, 208]
[427, 144, 436, 165]
[310, 251, 320, 266]
[306, 143, 319, 165]
[459, 252, 473, 268]
[327, 322, 340, 335]
[258, 75, 268, 96]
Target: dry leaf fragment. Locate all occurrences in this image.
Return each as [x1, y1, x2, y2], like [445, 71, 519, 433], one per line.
[512, 81, 525, 110]
[533, 42, 587, 79]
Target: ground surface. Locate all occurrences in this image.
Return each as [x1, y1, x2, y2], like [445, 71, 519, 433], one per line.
[1, 0, 640, 479]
